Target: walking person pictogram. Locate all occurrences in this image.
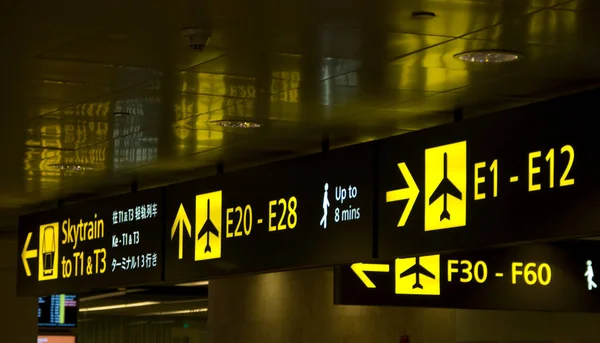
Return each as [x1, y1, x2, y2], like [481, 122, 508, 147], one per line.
[585, 260, 597, 291]
[320, 183, 330, 229]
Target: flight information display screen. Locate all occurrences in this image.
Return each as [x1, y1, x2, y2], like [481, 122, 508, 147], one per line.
[38, 294, 78, 328]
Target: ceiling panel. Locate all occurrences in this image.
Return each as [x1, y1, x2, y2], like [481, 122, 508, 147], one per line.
[387, 33, 452, 60]
[342, 108, 454, 132]
[39, 29, 228, 71]
[112, 129, 160, 171]
[389, 37, 564, 71]
[171, 91, 251, 121]
[266, 80, 435, 124]
[26, 79, 111, 104]
[386, 0, 539, 37]
[36, 89, 162, 122]
[188, 53, 362, 83]
[25, 98, 76, 118]
[384, 91, 542, 117]
[449, 74, 595, 99]
[30, 58, 160, 89]
[26, 117, 111, 151]
[1, 0, 598, 217]
[386, 64, 473, 92]
[555, 0, 600, 11]
[464, 8, 596, 47]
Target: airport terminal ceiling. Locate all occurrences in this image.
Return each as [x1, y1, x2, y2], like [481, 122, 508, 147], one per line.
[0, 0, 599, 230]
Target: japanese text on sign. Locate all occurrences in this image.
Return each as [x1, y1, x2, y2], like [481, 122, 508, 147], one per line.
[111, 253, 158, 272]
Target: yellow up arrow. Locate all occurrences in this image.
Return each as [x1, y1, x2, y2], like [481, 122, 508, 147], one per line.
[171, 203, 192, 260]
[21, 232, 38, 277]
[386, 162, 420, 227]
[351, 263, 390, 288]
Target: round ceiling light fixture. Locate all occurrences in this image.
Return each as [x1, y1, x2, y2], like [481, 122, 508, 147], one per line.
[454, 50, 522, 63]
[411, 11, 436, 20]
[209, 119, 261, 129]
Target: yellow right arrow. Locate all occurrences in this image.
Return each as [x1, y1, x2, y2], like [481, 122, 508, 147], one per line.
[386, 162, 420, 227]
[351, 263, 390, 288]
[171, 203, 192, 260]
[21, 232, 38, 277]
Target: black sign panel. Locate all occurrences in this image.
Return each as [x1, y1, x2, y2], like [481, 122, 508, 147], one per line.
[165, 143, 374, 282]
[378, 89, 600, 258]
[335, 241, 600, 312]
[17, 189, 164, 296]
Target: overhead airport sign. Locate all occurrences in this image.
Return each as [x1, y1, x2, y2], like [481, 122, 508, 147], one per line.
[164, 143, 374, 282]
[377, 91, 598, 258]
[335, 241, 600, 312]
[17, 189, 164, 296]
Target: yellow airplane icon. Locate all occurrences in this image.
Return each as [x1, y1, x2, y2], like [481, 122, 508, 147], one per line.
[195, 191, 222, 261]
[198, 199, 219, 253]
[429, 152, 463, 221]
[395, 254, 440, 295]
[424, 141, 467, 231]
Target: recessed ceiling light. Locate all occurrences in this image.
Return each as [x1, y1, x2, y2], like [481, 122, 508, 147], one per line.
[411, 11, 436, 19]
[209, 120, 261, 129]
[49, 163, 95, 171]
[454, 50, 522, 63]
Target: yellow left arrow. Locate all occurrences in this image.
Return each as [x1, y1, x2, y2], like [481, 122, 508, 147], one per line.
[351, 263, 390, 288]
[21, 232, 38, 277]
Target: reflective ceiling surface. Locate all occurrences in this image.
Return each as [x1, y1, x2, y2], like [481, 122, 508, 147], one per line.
[1, 0, 599, 227]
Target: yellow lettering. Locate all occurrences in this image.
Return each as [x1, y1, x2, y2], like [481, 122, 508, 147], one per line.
[277, 198, 287, 231]
[524, 263, 537, 285]
[288, 197, 298, 229]
[460, 260, 473, 283]
[560, 145, 575, 186]
[447, 259, 459, 282]
[94, 248, 106, 274]
[539, 263, 552, 286]
[512, 262, 523, 284]
[86, 222, 92, 240]
[528, 151, 541, 191]
[474, 162, 486, 200]
[61, 221, 68, 245]
[94, 249, 100, 273]
[226, 208, 234, 238]
[75, 220, 84, 249]
[97, 217, 104, 239]
[73, 252, 81, 277]
[243, 205, 252, 236]
[234, 206, 243, 237]
[268, 200, 277, 231]
[490, 159, 498, 197]
[546, 148, 555, 188]
[62, 215, 104, 249]
[474, 261, 488, 283]
[511, 262, 551, 286]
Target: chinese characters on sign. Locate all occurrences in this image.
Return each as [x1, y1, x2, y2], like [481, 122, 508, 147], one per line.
[112, 203, 158, 225]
